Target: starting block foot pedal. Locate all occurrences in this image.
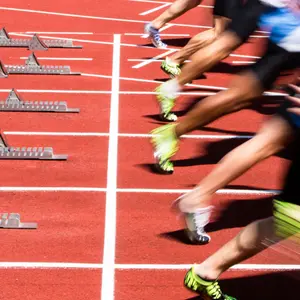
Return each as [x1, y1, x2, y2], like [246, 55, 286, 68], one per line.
[0, 213, 37, 229]
[0, 132, 68, 160]
[0, 89, 80, 112]
[0, 53, 81, 77]
[0, 27, 82, 50]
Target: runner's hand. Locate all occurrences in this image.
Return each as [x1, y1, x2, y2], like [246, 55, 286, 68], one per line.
[286, 83, 300, 115]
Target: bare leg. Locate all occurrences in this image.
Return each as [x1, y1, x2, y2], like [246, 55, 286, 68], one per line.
[194, 217, 276, 280]
[175, 71, 263, 138]
[178, 115, 295, 212]
[151, 0, 201, 30]
[175, 30, 241, 85]
[170, 16, 230, 65]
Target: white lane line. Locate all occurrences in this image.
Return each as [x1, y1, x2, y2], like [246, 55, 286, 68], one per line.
[9, 33, 262, 60]
[9, 32, 160, 50]
[132, 48, 177, 68]
[0, 89, 216, 96]
[0, 187, 107, 192]
[117, 133, 253, 139]
[4, 132, 253, 139]
[0, 6, 214, 29]
[0, 187, 280, 195]
[131, 0, 213, 8]
[117, 188, 280, 195]
[116, 264, 300, 271]
[11, 31, 94, 35]
[158, 23, 175, 32]
[125, 33, 190, 36]
[101, 34, 121, 300]
[0, 262, 299, 270]
[19, 57, 93, 61]
[80, 72, 286, 96]
[0, 262, 102, 269]
[139, 3, 170, 16]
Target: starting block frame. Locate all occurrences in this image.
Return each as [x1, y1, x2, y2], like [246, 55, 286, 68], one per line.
[0, 28, 82, 50]
[0, 89, 80, 113]
[0, 53, 81, 77]
[0, 213, 37, 229]
[0, 132, 68, 160]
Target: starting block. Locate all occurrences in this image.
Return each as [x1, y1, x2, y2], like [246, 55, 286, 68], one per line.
[0, 53, 81, 77]
[0, 89, 80, 113]
[0, 28, 82, 50]
[0, 132, 68, 160]
[0, 213, 37, 229]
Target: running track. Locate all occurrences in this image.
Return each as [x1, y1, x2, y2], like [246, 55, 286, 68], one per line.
[0, 0, 299, 299]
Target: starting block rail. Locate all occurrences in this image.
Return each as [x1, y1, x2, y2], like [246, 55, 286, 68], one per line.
[0, 132, 68, 160]
[0, 89, 80, 113]
[0, 28, 82, 50]
[0, 213, 37, 229]
[0, 53, 81, 77]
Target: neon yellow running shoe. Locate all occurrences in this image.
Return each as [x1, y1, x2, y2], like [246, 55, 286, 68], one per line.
[150, 123, 179, 174]
[161, 57, 181, 78]
[273, 199, 300, 244]
[184, 267, 237, 300]
[155, 84, 178, 122]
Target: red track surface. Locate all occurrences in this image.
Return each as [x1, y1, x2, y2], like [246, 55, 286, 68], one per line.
[0, 1, 299, 300]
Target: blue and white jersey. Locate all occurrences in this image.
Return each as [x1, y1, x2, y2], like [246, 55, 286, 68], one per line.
[259, 0, 300, 52]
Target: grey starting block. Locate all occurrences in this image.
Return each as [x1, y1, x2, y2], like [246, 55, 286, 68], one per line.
[0, 53, 81, 77]
[0, 132, 68, 160]
[0, 89, 80, 113]
[0, 28, 82, 50]
[0, 213, 37, 229]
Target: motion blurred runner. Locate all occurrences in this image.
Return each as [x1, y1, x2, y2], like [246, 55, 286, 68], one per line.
[151, 0, 300, 175]
[144, 0, 242, 49]
[176, 84, 300, 244]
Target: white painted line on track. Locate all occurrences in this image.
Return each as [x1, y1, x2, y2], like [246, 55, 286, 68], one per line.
[0, 262, 299, 271]
[10, 31, 94, 35]
[139, 2, 170, 15]
[101, 34, 121, 300]
[9, 33, 263, 61]
[19, 57, 93, 61]
[0, 89, 216, 96]
[115, 264, 300, 271]
[158, 24, 175, 32]
[125, 33, 190, 36]
[132, 48, 177, 68]
[80, 72, 287, 96]
[0, 187, 280, 195]
[0, 6, 213, 29]
[117, 188, 280, 195]
[131, 0, 213, 9]
[9, 32, 161, 50]
[0, 187, 107, 192]
[0, 262, 102, 269]
[4, 132, 253, 139]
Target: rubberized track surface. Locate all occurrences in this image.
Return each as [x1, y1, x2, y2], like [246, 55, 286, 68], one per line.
[0, 1, 299, 300]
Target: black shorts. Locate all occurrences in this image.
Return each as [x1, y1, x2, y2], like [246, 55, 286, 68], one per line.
[249, 41, 300, 89]
[227, 0, 269, 43]
[213, 0, 244, 19]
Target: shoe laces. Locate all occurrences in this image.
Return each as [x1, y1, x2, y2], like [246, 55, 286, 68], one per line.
[206, 281, 223, 299]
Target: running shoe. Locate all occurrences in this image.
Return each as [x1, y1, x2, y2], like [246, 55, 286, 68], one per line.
[155, 84, 178, 122]
[150, 123, 179, 174]
[184, 267, 237, 300]
[184, 211, 211, 244]
[161, 57, 181, 77]
[144, 23, 167, 48]
[273, 199, 300, 243]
